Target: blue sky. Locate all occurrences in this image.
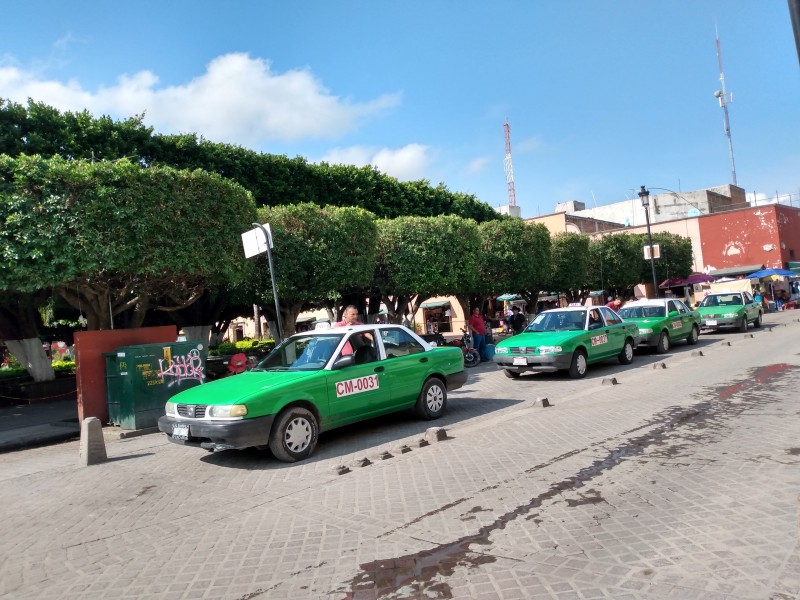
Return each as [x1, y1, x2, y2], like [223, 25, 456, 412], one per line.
[1, 1, 798, 218]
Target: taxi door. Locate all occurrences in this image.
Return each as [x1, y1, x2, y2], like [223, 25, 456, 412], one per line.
[668, 300, 691, 338]
[324, 331, 388, 428]
[376, 327, 429, 409]
[742, 292, 758, 322]
[598, 306, 625, 358]
[586, 308, 613, 360]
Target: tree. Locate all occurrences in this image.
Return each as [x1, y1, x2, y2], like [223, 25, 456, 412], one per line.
[375, 215, 481, 324]
[476, 219, 551, 313]
[639, 232, 693, 285]
[252, 203, 377, 337]
[0, 155, 257, 377]
[547, 233, 590, 303]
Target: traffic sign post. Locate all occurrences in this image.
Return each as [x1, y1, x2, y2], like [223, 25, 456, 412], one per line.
[242, 223, 283, 342]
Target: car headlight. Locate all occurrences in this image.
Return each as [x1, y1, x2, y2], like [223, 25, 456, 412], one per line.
[208, 405, 248, 418]
[495, 347, 509, 354]
[538, 346, 562, 354]
[165, 402, 177, 415]
[639, 328, 652, 334]
[723, 313, 737, 318]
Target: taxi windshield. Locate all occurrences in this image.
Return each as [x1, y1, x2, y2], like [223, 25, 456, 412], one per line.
[526, 310, 586, 332]
[619, 306, 665, 318]
[254, 334, 343, 371]
[700, 294, 741, 307]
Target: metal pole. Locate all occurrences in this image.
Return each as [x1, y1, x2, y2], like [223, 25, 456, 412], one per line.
[252, 223, 283, 342]
[643, 204, 659, 299]
[789, 0, 800, 67]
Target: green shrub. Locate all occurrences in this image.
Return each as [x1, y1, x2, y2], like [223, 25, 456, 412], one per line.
[0, 366, 28, 379]
[52, 360, 76, 376]
[209, 339, 275, 356]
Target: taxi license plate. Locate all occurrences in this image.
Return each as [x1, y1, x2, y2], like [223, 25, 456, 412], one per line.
[706, 319, 717, 326]
[172, 425, 189, 440]
[512, 357, 527, 366]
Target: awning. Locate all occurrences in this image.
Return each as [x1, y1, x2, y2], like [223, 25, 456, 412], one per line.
[496, 293, 521, 301]
[295, 314, 316, 323]
[708, 264, 764, 278]
[420, 300, 450, 309]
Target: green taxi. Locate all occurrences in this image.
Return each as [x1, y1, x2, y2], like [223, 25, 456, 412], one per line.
[696, 291, 763, 332]
[617, 298, 701, 353]
[492, 305, 639, 379]
[158, 324, 467, 462]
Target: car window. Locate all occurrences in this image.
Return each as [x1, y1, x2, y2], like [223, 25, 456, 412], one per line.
[619, 306, 642, 318]
[675, 300, 690, 314]
[379, 328, 425, 358]
[643, 306, 666, 318]
[255, 334, 343, 371]
[599, 306, 621, 325]
[743, 292, 754, 303]
[588, 309, 605, 329]
[530, 310, 586, 332]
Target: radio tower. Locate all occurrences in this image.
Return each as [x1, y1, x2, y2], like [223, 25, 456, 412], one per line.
[714, 29, 737, 186]
[500, 119, 521, 217]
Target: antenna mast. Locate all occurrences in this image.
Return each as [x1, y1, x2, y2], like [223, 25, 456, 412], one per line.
[503, 119, 517, 207]
[714, 30, 737, 186]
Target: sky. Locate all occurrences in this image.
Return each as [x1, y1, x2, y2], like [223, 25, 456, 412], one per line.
[1, 1, 798, 218]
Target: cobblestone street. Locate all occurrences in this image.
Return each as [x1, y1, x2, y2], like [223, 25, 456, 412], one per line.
[2, 312, 800, 599]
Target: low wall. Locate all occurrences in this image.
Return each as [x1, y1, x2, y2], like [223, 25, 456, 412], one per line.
[0, 375, 77, 407]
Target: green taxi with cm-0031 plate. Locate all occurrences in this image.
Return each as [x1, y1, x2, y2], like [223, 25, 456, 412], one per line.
[696, 291, 763, 332]
[617, 298, 701, 353]
[492, 305, 639, 379]
[157, 324, 467, 462]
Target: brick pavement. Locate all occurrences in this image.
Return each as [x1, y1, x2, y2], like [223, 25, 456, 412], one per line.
[1, 312, 800, 599]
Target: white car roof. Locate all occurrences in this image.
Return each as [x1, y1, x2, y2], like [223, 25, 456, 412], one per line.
[621, 299, 670, 307]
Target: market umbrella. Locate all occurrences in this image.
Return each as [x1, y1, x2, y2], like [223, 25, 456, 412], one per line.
[745, 268, 797, 279]
[684, 272, 715, 284]
[658, 278, 684, 289]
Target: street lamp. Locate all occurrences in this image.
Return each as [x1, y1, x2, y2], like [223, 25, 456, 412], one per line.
[638, 186, 659, 298]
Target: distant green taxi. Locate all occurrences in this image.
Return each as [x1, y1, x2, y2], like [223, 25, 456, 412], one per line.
[696, 291, 763, 332]
[492, 305, 639, 379]
[158, 324, 467, 462]
[617, 298, 701, 353]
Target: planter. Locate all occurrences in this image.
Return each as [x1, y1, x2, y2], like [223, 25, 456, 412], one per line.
[0, 375, 77, 406]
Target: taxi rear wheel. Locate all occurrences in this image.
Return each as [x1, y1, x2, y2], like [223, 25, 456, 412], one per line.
[568, 349, 588, 379]
[739, 317, 748, 333]
[415, 377, 447, 419]
[753, 312, 762, 328]
[656, 331, 670, 354]
[503, 369, 520, 379]
[269, 407, 318, 463]
[618, 338, 634, 364]
[686, 325, 700, 345]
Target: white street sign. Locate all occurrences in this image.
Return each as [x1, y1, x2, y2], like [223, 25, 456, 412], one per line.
[242, 223, 273, 258]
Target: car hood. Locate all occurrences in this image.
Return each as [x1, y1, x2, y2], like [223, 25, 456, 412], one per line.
[498, 330, 584, 347]
[696, 306, 743, 314]
[622, 317, 665, 327]
[168, 370, 319, 406]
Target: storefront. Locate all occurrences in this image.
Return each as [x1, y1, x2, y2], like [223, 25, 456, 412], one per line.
[420, 300, 452, 333]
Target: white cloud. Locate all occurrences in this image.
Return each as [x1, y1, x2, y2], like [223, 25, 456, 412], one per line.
[464, 156, 491, 174]
[321, 143, 431, 181]
[0, 53, 401, 146]
[515, 136, 543, 153]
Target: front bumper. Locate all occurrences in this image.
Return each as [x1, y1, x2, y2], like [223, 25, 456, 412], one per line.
[158, 414, 276, 451]
[636, 332, 661, 347]
[446, 370, 468, 391]
[492, 352, 572, 374]
[700, 316, 743, 329]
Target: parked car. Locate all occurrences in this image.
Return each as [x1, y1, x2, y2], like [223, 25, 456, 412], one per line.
[696, 291, 763, 332]
[158, 324, 467, 462]
[492, 305, 639, 379]
[617, 298, 701, 353]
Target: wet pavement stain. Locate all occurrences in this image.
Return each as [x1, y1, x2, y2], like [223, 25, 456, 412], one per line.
[331, 363, 799, 599]
[786, 448, 800, 455]
[565, 488, 604, 507]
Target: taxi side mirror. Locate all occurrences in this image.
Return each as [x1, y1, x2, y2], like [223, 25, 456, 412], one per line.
[332, 355, 355, 370]
[668, 310, 679, 317]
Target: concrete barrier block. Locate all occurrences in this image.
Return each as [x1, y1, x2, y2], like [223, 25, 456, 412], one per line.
[537, 397, 551, 407]
[601, 377, 619, 386]
[653, 362, 667, 369]
[424, 427, 448, 443]
[691, 350, 704, 357]
[334, 465, 351, 475]
[350, 457, 372, 468]
[78, 417, 107, 466]
[392, 444, 412, 454]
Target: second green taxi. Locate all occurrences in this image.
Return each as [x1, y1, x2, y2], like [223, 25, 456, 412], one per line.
[617, 298, 701, 353]
[493, 305, 639, 379]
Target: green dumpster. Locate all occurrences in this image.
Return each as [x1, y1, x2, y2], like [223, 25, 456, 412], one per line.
[104, 341, 207, 429]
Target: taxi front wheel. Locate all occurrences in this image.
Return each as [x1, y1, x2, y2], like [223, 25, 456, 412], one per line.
[568, 349, 588, 379]
[269, 407, 319, 463]
[415, 377, 447, 419]
[618, 339, 635, 364]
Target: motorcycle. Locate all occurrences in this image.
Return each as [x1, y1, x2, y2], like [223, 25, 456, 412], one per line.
[448, 327, 481, 368]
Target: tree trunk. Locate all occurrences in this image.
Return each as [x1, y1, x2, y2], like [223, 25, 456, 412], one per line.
[183, 325, 211, 347]
[5, 338, 55, 382]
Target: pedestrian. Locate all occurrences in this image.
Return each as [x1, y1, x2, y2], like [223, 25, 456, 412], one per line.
[468, 307, 488, 361]
[606, 297, 622, 311]
[334, 305, 362, 327]
[508, 305, 526, 335]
